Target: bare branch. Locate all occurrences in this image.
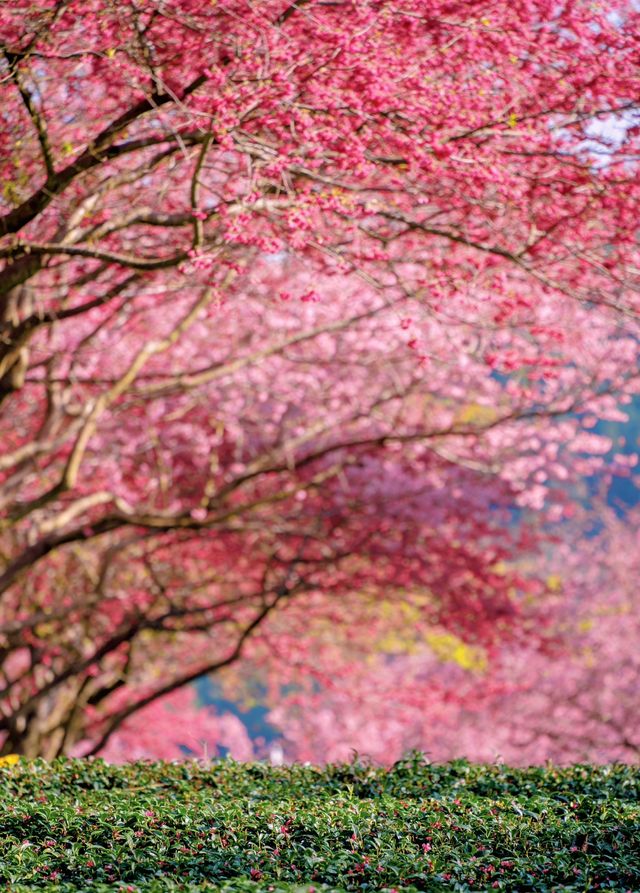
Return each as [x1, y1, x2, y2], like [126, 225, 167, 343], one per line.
[3, 51, 55, 178]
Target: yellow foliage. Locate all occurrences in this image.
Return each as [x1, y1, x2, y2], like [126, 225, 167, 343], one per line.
[455, 403, 499, 427]
[378, 631, 418, 655]
[376, 599, 424, 653]
[371, 594, 441, 655]
[2, 181, 21, 206]
[426, 632, 487, 672]
[0, 754, 20, 768]
[378, 599, 422, 625]
[491, 561, 508, 576]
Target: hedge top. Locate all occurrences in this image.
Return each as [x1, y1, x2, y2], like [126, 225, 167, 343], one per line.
[0, 756, 638, 893]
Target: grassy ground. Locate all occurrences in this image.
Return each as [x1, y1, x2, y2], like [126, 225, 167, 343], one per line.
[0, 755, 638, 892]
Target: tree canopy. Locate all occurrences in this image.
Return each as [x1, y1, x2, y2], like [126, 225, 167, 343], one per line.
[0, 0, 639, 759]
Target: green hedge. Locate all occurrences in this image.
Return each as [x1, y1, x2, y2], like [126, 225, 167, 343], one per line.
[0, 756, 638, 892]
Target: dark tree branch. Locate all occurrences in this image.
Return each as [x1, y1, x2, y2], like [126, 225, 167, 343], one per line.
[84, 587, 292, 756]
[0, 74, 207, 238]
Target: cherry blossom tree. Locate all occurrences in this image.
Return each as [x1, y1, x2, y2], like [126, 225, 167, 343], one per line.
[0, 0, 639, 758]
[473, 505, 640, 764]
[267, 504, 640, 765]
